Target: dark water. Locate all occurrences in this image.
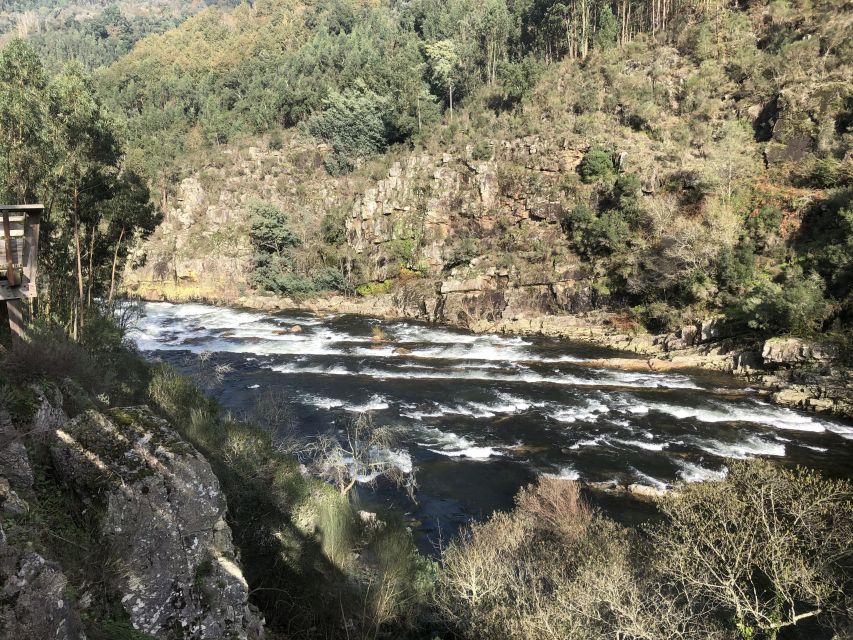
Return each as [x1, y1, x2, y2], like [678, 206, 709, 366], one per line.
[131, 302, 853, 552]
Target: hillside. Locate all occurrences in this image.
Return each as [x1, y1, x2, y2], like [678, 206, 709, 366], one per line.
[119, 0, 852, 343]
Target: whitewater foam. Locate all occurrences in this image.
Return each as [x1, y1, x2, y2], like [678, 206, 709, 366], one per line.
[675, 460, 728, 482]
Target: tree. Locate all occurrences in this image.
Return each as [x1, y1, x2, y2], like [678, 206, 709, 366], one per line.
[653, 460, 853, 639]
[593, 4, 619, 52]
[307, 413, 414, 498]
[105, 171, 160, 306]
[425, 39, 460, 123]
[47, 62, 121, 335]
[0, 39, 52, 204]
[307, 82, 391, 173]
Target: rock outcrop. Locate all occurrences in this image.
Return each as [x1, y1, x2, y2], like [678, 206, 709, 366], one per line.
[50, 407, 263, 639]
[0, 388, 264, 640]
[0, 526, 87, 640]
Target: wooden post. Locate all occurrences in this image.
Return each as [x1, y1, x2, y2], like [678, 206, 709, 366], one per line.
[0, 205, 43, 345]
[2, 211, 18, 287]
[7, 299, 23, 346]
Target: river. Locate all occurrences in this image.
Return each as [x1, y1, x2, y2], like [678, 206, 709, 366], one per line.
[130, 301, 853, 550]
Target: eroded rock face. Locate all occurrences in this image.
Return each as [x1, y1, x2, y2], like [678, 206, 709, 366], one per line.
[50, 407, 263, 639]
[762, 337, 839, 364]
[0, 526, 87, 640]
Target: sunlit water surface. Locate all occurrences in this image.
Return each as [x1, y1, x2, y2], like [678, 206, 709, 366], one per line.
[130, 302, 853, 551]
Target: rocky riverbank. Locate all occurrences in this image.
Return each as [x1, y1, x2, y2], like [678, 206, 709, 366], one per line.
[127, 282, 852, 421]
[0, 384, 264, 639]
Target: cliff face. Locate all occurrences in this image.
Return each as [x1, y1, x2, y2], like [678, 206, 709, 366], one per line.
[125, 133, 602, 323]
[0, 386, 263, 640]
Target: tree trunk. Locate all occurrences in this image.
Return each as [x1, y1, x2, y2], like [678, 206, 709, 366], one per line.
[73, 184, 85, 332]
[449, 84, 454, 124]
[108, 226, 126, 307]
[86, 226, 96, 308]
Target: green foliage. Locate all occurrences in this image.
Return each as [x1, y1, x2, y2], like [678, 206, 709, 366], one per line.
[562, 202, 632, 258]
[248, 200, 301, 255]
[321, 207, 348, 245]
[795, 189, 853, 318]
[610, 173, 642, 222]
[471, 140, 493, 161]
[744, 205, 782, 248]
[742, 266, 833, 335]
[308, 83, 392, 173]
[495, 56, 541, 107]
[357, 279, 395, 296]
[593, 5, 619, 52]
[87, 620, 158, 640]
[578, 145, 614, 183]
[634, 302, 683, 334]
[716, 240, 756, 296]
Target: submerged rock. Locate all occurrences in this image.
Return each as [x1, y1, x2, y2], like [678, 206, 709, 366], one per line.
[50, 407, 263, 639]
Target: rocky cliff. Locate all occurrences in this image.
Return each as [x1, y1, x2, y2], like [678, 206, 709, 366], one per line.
[0, 385, 263, 639]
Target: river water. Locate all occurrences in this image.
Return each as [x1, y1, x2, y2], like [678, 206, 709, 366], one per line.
[130, 301, 853, 549]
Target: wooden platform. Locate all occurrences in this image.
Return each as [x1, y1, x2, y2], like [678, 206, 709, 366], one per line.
[0, 204, 41, 301]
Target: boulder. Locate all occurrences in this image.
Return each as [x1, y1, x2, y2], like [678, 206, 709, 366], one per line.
[0, 526, 87, 640]
[0, 409, 34, 490]
[627, 483, 667, 499]
[50, 407, 263, 639]
[290, 325, 303, 333]
[0, 478, 28, 516]
[762, 337, 839, 365]
[772, 388, 810, 407]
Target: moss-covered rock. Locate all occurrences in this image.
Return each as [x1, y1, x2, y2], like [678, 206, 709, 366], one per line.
[50, 406, 263, 639]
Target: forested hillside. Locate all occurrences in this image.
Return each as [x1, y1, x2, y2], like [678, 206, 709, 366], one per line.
[0, 0, 240, 71]
[96, 0, 852, 347]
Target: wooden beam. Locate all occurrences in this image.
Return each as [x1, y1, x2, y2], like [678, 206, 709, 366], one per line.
[2, 210, 18, 287]
[7, 298, 23, 345]
[22, 212, 39, 297]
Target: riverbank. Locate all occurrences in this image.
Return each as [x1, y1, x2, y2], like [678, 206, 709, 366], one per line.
[127, 281, 853, 420]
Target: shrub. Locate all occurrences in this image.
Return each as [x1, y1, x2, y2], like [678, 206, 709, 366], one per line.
[356, 279, 395, 296]
[634, 302, 683, 333]
[471, 140, 493, 161]
[715, 239, 756, 296]
[653, 460, 853, 639]
[321, 207, 348, 245]
[436, 478, 705, 639]
[307, 82, 391, 174]
[312, 267, 348, 293]
[578, 145, 615, 183]
[742, 266, 833, 335]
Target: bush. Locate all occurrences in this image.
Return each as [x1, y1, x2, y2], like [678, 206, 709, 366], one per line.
[321, 207, 348, 245]
[307, 82, 392, 174]
[578, 145, 615, 183]
[742, 266, 833, 335]
[356, 279, 395, 296]
[634, 302, 683, 333]
[313, 267, 349, 292]
[715, 239, 755, 296]
[471, 140, 493, 161]
[653, 460, 853, 639]
[437, 478, 704, 639]
[562, 203, 632, 259]
[438, 463, 853, 640]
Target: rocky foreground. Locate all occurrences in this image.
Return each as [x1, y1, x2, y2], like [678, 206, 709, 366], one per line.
[0, 386, 264, 639]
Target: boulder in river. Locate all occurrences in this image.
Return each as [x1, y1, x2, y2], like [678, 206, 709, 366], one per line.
[290, 325, 303, 333]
